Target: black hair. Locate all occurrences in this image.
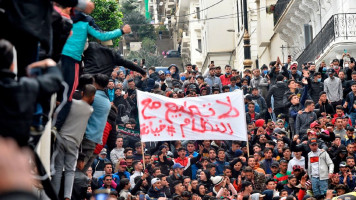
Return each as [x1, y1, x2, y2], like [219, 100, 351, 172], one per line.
[264, 147, 272, 154]
[230, 76, 237, 81]
[93, 73, 109, 88]
[0, 39, 14, 70]
[117, 178, 130, 191]
[241, 181, 252, 191]
[124, 148, 133, 154]
[276, 75, 284, 81]
[304, 100, 314, 107]
[104, 174, 112, 180]
[78, 153, 86, 162]
[222, 85, 230, 91]
[78, 74, 94, 91]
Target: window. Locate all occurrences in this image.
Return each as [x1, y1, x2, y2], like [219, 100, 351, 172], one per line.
[198, 39, 202, 50]
[304, 24, 313, 47]
[196, 7, 200, 19]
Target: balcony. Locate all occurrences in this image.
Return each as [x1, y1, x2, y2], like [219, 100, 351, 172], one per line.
[296, 13, 356, 65]
[273, 0, 292, 25]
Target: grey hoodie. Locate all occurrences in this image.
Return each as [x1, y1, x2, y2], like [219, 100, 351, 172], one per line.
[295, 111, 317, 135]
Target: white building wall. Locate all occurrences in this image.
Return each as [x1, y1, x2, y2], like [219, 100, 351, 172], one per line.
[198, 0, 236, 72]
[188, 0, 203, 69]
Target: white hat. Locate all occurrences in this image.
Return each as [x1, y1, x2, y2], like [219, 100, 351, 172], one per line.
[151, 178, 161, 185]
[210, 176, 224, 185]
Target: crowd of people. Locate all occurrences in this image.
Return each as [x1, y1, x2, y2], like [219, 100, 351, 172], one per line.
[1, 1, 356, 200]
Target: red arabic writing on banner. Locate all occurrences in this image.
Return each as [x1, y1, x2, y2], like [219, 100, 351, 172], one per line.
[140, 96, 240, 138]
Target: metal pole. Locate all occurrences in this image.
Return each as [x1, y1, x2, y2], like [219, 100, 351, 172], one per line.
[243, 0, 252, 69]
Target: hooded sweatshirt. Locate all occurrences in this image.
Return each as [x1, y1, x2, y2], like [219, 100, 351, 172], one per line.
[287, 156, 306, 172]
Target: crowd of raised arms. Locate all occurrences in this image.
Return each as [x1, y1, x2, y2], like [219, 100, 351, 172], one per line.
[1, 1, 356, 200]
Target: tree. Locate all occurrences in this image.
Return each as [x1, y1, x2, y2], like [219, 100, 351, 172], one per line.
[141, 38, 157, 53]
[127, 38, 161, 67]
[90, 0, 123, 46]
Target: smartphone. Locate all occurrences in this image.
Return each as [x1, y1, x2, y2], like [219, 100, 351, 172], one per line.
[344, 49, 347, 54]
[139, 194, 145, 200]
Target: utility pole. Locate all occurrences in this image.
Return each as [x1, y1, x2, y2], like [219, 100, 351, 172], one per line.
[243, 0, 252, 69]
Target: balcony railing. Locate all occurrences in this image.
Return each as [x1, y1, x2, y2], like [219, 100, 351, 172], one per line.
[274, 0, 291, 25]
[296, 13, 356, 65]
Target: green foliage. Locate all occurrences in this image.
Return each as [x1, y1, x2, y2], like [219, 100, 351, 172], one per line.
[90, 0, 123, 46]
[156, 25, 168, 31]
[121, 0, 137, 14]
[127, 47, 163, 67]
[122, 11, 156, 40]
[141, 38, 156, 53]
[123, 11, 147, 33]
[138, 24, 156, 40]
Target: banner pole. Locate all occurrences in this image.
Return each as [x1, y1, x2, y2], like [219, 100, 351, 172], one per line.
[246, 138, 250, 157]
[141, 142, 146, 170]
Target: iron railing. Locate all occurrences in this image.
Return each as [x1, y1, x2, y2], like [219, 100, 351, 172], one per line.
[274, 0, 292, 25]
[296, 13, 356, 65]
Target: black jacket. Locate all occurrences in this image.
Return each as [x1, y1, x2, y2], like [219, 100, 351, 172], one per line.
[309, 81, 324, 103]
[0, 0, 79, 52]
[315, 100, 335, 117]
[266, 81, 288, 109]
[83, 42, 146, 77]
[268, 65, 289, 85]
[0, 67, 62, 146]
[105, 106, 118, 156]
[246, 112, 261, 124]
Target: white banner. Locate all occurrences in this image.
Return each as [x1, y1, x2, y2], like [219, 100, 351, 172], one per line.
[136, 90, 248, 142]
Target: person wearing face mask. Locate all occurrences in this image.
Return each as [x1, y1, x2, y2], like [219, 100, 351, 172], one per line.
[317, 61, 329, 81]
[308, 72, 324, 104]
[332, 58, 343, 74]
[164, 70, 173, 88]
[147, 178, 166, 199]
[324, 68, 343, 111]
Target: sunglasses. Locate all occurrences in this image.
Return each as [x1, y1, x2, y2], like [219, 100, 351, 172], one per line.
[105, 179, 112, 181]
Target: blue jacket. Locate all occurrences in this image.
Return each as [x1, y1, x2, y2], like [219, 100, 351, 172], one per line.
[214, 160, 229, 176]
[186, 151, 199, 179]
[98, 174, 120, 188]
[85, 90, 111, 144]
[114, 171, 131, 180]
[62, 12, 123, 61]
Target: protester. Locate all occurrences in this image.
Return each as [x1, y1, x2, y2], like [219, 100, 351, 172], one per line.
[4, 7, 356, 200]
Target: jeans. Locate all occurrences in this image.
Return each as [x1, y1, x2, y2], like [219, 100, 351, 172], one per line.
[311, 177, 328, 196]
[348, 112, 356, 126]
[52, 138, 79, 199]
[81, 137, 97, 172]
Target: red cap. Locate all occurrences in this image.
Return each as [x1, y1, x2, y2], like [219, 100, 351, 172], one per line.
[307, 131, 317, 135]
[119, 160, 127, 167]
[255, 119, 265, 127]
[310, 121, 320, 128]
